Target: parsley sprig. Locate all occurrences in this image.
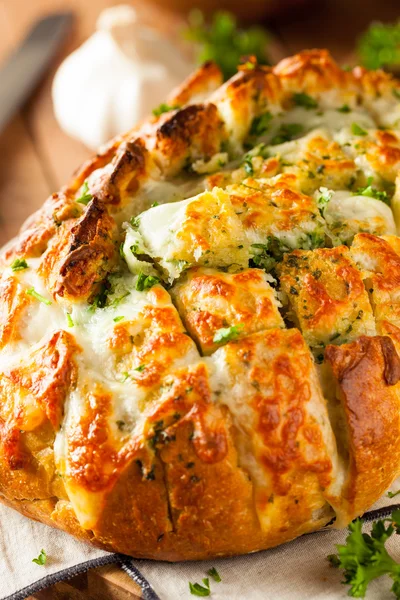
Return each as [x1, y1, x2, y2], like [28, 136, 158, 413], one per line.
[184, 10, 269, 81]
[328, 511, 400, 598]
[358, 21, 400, 71]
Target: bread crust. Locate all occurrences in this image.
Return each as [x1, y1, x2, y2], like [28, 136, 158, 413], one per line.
[1, 49, 400, 561]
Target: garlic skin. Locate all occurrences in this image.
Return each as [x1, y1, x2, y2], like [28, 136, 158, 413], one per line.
[52, 5, 194, 149]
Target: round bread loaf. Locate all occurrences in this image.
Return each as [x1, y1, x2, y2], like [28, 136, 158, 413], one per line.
[1, 50, 400, 560]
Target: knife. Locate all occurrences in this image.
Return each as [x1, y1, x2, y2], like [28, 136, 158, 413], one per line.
[0, 12, 73, 134]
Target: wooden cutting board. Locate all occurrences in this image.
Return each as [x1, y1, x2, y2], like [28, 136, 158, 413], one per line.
[26, 565, 142, 599]
[1, 0, 399, 598]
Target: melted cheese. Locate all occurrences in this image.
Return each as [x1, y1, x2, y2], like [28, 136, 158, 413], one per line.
[323, 190, 396, 244]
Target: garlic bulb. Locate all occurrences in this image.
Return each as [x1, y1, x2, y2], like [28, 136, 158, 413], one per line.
[52, 5, 194, 149]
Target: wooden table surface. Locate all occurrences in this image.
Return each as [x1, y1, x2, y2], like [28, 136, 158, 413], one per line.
[0, 0, 399, 598]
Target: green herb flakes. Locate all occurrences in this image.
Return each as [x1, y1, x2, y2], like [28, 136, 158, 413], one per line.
[76, 181, 92, 205]
[292, 92, 317, 109]
[26, 287, 52, 306]
[189, 581, 210, 597]
[351, 123, 368, 137]
[135, 273, 160, 292]
[270, 123, 303, 145]
[213, 324, 244, 344]
[11, 258, 28, 271]
[207, 567, 222, 582]
[152, 103, 180, 117]
[250, 111, 273, 137]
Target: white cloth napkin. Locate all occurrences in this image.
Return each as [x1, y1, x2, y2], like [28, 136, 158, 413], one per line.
[1, 481, 400, 600]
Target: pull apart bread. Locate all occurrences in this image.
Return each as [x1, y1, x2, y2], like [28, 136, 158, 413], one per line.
[2, 49, 400, 561]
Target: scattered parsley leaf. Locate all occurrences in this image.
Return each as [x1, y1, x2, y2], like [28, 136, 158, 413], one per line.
[189, 581, 210, 597]
[388, 490, 400, 498]
[351, 122, 368, 136]
[135, 273, 160, 292]
[32, 549, 47, 566]
[328, 513, 400, 598]
[152, 103, 180, 117]
[270, 123, 303, 145]
[11, 258, 28, 271]
[134, 364, 146, 372]
[292, 92, 317, 109]
[76, 181, 92, 205]
[26, 287, 52, 306]
[358, 21, 400, 70]
[337, 104, 351, 113]
[207, 567, 221, 582]
[213, 324, 244, 344]
[113, 316, 124, 322]
[184, 9, 269, 81]
[66, 313, 74, 327]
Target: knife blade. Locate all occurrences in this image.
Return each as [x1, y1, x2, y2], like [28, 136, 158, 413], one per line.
[0, 12, 73, 134]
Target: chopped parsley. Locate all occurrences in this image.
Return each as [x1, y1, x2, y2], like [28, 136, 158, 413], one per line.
[76, 181, 92, 205]
[207, 567, 221, 582]
[270, 123, 303, 145]
[32, 549, 47, 566]
[388, 490, 400, 498]
[328, 511, 400, 598]
[66, 313, 74, 327]
[213, 324, 244, 344]
[189, 580, 210, 597]
[351, 122, 368, 137]
[10, 258, 28, 271]
[26, 287, 52, 305]
[250, 111, 273, 137]
[292, 92, 318, 109]
[130, 216, 141, 229]
[152, 103, 180, 117]
[113, 316, 124, 322]
[134, 364, 146, 372]
[354, 177, 390, 204]
[135, 273, 160, 292]
[337, 104, 351, 113]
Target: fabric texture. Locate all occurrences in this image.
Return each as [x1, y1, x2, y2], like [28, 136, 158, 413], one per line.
[1, 480, 400, 600]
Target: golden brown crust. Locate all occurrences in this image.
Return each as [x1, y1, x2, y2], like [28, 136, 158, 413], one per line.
[325, 336, 400, 524]
[1, 49, 400, 562]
